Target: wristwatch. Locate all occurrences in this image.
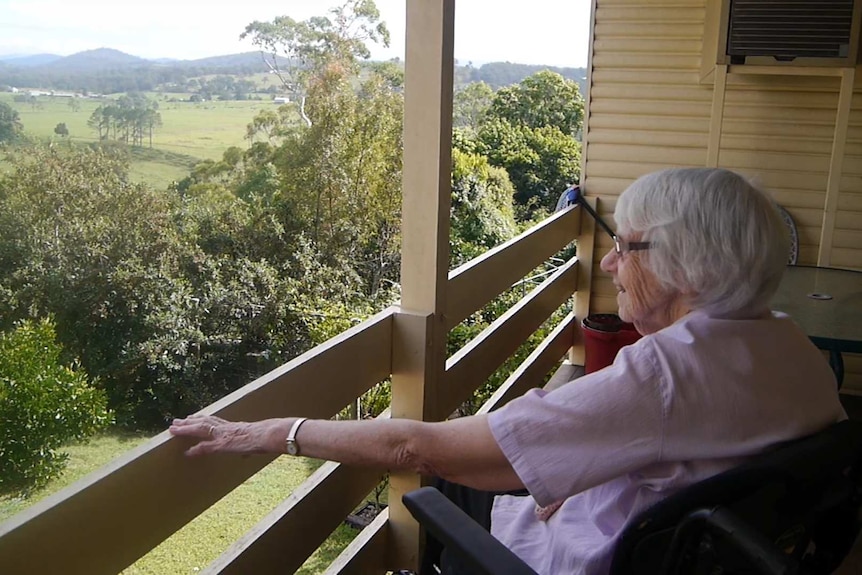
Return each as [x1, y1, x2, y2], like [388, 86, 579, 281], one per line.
[285, 417, 308, 456]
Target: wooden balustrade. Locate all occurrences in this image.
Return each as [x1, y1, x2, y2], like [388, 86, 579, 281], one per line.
[0, 307, 396, 575]
[0, 203, 589, 575]
[447, 206, 581, 331]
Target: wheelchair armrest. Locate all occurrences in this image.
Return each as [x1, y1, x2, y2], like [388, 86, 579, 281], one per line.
[402, 486, 538, 575]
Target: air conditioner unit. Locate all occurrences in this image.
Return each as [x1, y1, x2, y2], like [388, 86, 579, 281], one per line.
[716, 0, 862, 67]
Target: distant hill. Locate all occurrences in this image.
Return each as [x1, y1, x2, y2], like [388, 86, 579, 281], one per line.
[0, 48, 275, 94]
[170, 51, 287, 70]
[0, 53, 62, 67]
[41, 48, 148, 71]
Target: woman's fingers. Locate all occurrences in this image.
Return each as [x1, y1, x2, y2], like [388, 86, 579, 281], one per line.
[185, 439, 217, 457]
[170, 420, 204, 434]
[170, 414, 227, 430]
[170, 417, 261, 457]
[170, 421, 224, 457]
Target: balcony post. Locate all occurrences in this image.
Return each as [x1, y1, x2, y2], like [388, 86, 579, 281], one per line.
[571, 198, 596, 366]
[389, 0, 455, 570]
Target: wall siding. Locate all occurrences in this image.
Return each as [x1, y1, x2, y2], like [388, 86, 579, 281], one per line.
[583, 0, 862, 392]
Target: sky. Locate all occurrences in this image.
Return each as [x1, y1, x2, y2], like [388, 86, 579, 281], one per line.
[0, 0, 591, 68]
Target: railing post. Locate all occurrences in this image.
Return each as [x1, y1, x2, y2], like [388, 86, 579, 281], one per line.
[570, 198, 597, 366]
[389, 0, 455, 570]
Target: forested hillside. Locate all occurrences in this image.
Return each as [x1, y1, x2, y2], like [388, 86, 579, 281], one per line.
[0, 47, 586, 99]
[0, 0, 584, 496]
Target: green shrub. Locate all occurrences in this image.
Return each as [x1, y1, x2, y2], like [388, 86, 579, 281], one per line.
[0, 318, 112, 496]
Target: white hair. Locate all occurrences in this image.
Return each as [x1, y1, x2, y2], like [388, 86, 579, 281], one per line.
[614, 168, 789, 318]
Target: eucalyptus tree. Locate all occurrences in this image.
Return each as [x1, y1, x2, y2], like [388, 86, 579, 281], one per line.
[240, 0, 390, 127]
[245, 105, 296, 143]
[453, 81, 494, 132]
[86, 106, 109, 140]
[87, 94, 161, 147]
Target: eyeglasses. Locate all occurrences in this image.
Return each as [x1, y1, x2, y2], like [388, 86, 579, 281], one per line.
[559, 185, 652, 257]
[612, 236, 652, 257]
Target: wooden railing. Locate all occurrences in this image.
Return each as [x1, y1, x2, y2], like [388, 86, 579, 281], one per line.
[0, 203, 588, 575]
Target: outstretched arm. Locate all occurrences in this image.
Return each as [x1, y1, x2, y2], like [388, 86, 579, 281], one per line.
[169, 414, 524, 492]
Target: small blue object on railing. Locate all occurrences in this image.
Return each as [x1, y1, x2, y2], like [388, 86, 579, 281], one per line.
[554, 185, 582, 212]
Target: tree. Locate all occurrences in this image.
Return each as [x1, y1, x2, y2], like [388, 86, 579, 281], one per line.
[475, 118, 581, 212]
[87, 106, 109, 140]
[450, 149, 517, 266]
[245, 105, 295, 143]
[453, 81, 494, 132]
[143, 107, 162, 148]
[0, 102, 22, 143]
[54, 122, 69, 138]
[0, 4, 413, 429]
[240, 0, 390, 126]
[272, 67, 405, 297]
[67, 98, 81, 112]
[0, 145, 181, 424]
[464, 71, 585, 214]
[87, 94, 161, 147]
[486, 70, 584, 137]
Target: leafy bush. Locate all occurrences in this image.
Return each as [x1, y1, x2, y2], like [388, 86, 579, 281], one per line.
[0, 318, 112, 495]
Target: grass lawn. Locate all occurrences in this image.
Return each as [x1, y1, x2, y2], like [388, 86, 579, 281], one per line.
[0, 430, 363, 574]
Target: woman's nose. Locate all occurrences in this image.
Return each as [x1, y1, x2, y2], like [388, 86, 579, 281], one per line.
[600, 249, 618, 273]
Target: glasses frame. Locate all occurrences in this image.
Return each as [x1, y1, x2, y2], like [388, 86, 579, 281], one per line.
[574, 194, 652, 257]
[612, 236, 652, 257]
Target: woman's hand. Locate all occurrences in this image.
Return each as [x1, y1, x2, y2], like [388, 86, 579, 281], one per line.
[169, 414, 291, 457]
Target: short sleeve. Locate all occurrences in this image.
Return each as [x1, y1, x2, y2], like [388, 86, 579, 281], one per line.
[487, 338, 666, 506]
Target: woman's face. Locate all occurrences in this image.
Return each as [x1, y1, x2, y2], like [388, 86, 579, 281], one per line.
[599, 235, 688, 334]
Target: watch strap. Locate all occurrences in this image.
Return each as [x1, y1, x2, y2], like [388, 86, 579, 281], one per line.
[285, 417, 308, 456]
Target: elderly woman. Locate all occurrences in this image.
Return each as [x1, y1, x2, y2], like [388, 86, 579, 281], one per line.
[170, 168, 846, 575]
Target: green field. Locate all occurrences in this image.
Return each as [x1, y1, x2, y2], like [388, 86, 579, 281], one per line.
[0, 93, 280, 190]
[0, 431, 360, 574]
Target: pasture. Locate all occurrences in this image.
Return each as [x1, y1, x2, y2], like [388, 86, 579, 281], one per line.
[0, 93, 281, 189]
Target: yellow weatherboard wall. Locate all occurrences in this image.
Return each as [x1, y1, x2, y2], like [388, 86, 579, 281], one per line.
[581, 0, 862, 392]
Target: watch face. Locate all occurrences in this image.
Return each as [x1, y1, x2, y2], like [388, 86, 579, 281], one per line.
[287, 441, 299, 456]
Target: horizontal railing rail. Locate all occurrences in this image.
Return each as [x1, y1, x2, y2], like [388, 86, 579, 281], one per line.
[323, 508, 390, 575]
